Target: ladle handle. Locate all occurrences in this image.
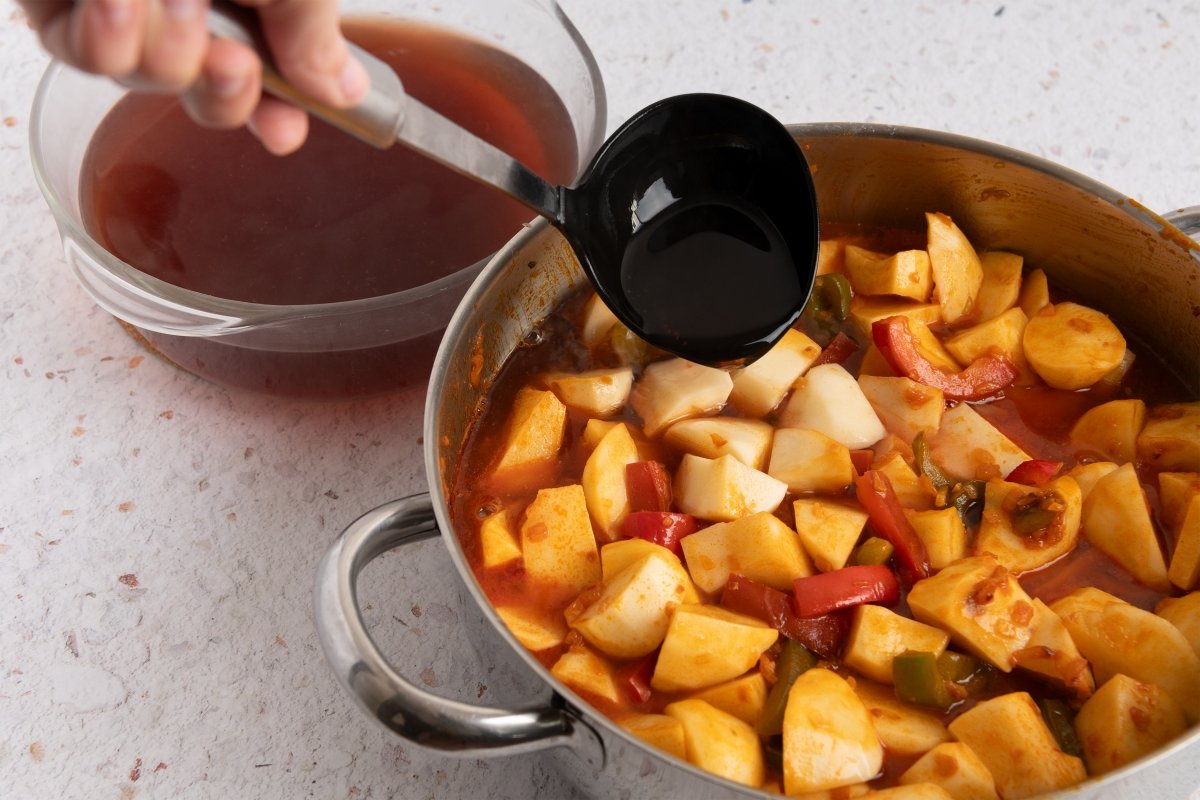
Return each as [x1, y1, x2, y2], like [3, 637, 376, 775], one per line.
[206, 0, 562, 218]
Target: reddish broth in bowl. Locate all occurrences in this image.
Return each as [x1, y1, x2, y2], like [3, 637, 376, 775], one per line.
[450, 213, 1200, 797]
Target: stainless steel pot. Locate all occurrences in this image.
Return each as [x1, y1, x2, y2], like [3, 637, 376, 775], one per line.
[315, 123, 1200, 798]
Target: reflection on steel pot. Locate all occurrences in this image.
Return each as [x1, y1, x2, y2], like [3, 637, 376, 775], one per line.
[315, 123, 1200, 797]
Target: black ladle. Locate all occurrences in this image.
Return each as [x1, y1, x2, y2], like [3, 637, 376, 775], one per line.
[209, 2, 820, 366]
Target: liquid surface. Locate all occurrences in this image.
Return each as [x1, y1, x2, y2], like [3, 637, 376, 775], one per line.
[80, 17, 579, 306]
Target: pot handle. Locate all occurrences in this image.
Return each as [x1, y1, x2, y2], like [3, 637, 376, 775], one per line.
[313, 493, 605, 767]
[1163, 205, 1200, 242]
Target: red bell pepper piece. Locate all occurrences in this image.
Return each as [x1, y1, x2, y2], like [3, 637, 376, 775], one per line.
[622, 651, 657, 704]
[849, 449, 874, 475]
[854, 470, 932, 585]
[621, 511, 698, 556]
[871, 315, 1018, 401]
[625, 461, 673, 512]
[1006, 459, 1063, 486]
[792, 565, 900, 618]
[811, 331, 860, 368]
[721, 573, 848, 659]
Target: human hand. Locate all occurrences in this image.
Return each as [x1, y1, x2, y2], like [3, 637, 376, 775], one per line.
[18, 0, 370, 155]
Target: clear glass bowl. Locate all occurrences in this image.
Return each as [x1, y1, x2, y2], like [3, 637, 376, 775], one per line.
[29, 0, 605, 399]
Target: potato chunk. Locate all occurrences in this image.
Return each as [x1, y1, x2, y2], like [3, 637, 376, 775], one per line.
[579, 293, 618, 348]
[974, 476, 1082, 574]
[928, 403, 1032, 482]
[844, 245, 933, 301]
[1169, 492, 1200, 591]
[1013, 598, 1094, 699]
[1081, 462, 1170, 592]
[1066, 460, 1119, 502]
[1074, 673, 1187, 775]
[487, 387, 566, 492]
[768, 428, 855, 494]
[852, 680, 951, 756]
[780, 363, 887, 449]
[729, 328, 822, 418]
[974, 250, 1023, 324]
[1050, 587, 1200, 723]
[663, 417, 773, 470]
[898, 742, 998, 800]
[907, 555, 1036, 671]
[1017, 267, 1050, 318]
[1022, 302, 1127, 390]
[858, 375, 944, 444]
[629, 358, 733, 436]
[850, 298, 943, 342]
[550, 645, 620, 704]
[680, 511, 813, 594]
[520, 485, 600, 595]
[1156, 591, 1200, 659]
[570, 550, 691, 659]
[495, 605, 566, 652]
[1137, 402, 1200, 472]
[618, 713, 686, 760]
[1159, 472, 1200, 531]
[665, 699, 765, 788]
[843, 604, 949, 684]
[581, 422, 639, 542]
[793, 498, 870, 573]
[926, 211, 984, 324]
[478, 509, 522, 569]
[652, 605, 778, 692]
[598, 539, 701, 603]
[943, 307, 1035, 386]
[1069, 398, 1145, 464]
[689, 672, 768, 727]
[674, 453, 788, 522]
[903, 508, 966, 570]
[947, 692, 1085, 799]
[864, 785, 954, 799]
[542, 367, 633, 417]
[782, 668, 884, 795]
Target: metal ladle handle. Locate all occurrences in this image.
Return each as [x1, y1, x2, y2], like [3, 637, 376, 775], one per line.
[207, 0, 561, 218]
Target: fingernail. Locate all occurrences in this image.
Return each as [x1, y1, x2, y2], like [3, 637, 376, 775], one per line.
[339, 56, 370, 104]
[162, 0, 202, 23]
[205, 69, 247, 99]
[94, 0, 135, 29]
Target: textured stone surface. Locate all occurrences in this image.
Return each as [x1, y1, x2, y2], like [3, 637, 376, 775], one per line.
[1, 1, 1198, 798]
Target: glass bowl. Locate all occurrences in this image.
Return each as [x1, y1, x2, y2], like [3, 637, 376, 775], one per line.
[29, 0, 606, 399]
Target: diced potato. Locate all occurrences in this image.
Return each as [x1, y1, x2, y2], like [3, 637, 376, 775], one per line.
[974, 476, 1082, 574]
[581, 418, 618, 451]
[780, 364, 887, 449]
[542, 367, 633, 417]
[663, 417, 773, 470]
[1069, 399, 1145, 464]
[664, 699, 764, 788]
[907, 555, 1036, 671]
[689, 672, 768, 727]
[853, 680, 951, 756]
[782, 668, 884, 795]
[599, 539, 701, 604]
[908, 318, 964, 373]
[943, 307, 1035, 385]
[816, 237, 848, 275]
[1081, 463, 1170, 592]
[570, 550, 691, 658]
[876, 450, 935, 510]
[1018, 267, 1050, 318]
[793, 498, 870, 573]
[974, 250, 1024, 324]
[581, 422, 639, 542]
[729, 328, 822, 418]
[520, 485, 600, 595]
[478, 509, 522, 569]
[947, 692, 1085, 799]
[1169, 493, 1200, 591]
[1074, 673, 1187, 775]
[850, 297, 943, 341]
[1050, 587, 1200, 723]
[843, 604, 949, 684]
[903, 508, 966, 570]
[1159, 472, 1200, 531]
[858, 375, 944, 445]
[674, 453, 788, 522]
[681, 511, 813, 594]
[652, 605, 778, 692]
[495, 605, 566, 652]
[1013, 598, 1094, 699]
[792, 785, 870, 800]
[926, 211, 983, 324]
[487, 387, 566, 492]
[1156, 592, 1200, 659]
[1137, 402, 1200, 472]
[580, 293, 619, 348]
[768, 428, 855, 494]
[864, 784, 955, 799]
[1066, 461, 1119, 503]
[550, 645, 620, 704]
[629, 358, 733, 437]
[928, 403, 1032, 482]
[858, 342, 897, 377]
[1022, 302, 1128, 390]
[898, 742, 998, 800]
[844, 245, 933, 301]
[618, 713, 686, 760]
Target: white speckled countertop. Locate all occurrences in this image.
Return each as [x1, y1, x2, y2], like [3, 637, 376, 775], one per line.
[2, 1, 1199, 798]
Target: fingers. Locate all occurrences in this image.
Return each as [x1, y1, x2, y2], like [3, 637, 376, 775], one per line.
[26, 0, 146, 76]
[239, 0, 369, 108]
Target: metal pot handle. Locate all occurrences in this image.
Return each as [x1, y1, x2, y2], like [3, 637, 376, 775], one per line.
[1163, 205, 1200, 241]
[313, 493, 604, 767]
